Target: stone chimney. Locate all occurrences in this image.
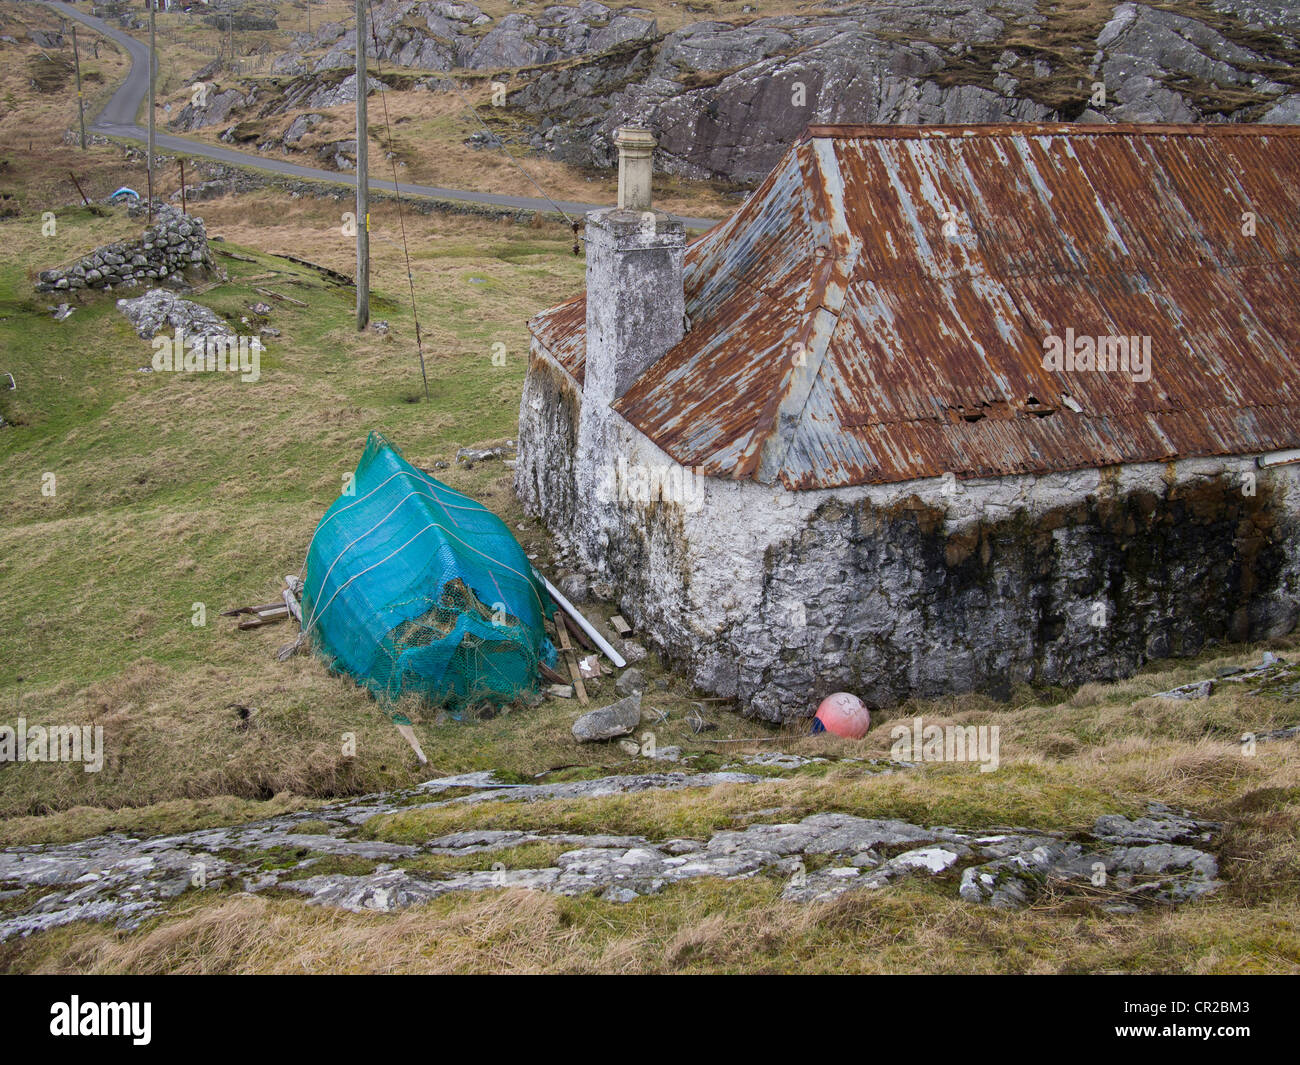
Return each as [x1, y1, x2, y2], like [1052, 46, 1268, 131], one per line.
[573, 125, 688, 572]
[614, 126, 656, 211]
[582, 125, 686, 408]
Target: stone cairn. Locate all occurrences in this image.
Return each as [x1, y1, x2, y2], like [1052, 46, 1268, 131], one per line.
[34, 204, 217, 294]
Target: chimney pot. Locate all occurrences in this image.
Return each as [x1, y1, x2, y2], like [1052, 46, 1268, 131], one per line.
[614, 126, 657, 212]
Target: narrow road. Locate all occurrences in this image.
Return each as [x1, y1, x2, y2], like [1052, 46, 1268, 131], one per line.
[38, 0, 720, 230]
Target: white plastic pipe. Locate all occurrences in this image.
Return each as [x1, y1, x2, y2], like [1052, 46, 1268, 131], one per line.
[539, 572, 626, 669]
[1258, 449, 1300, 468]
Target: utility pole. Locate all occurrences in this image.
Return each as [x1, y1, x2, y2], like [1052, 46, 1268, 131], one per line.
[354, 0, 369, 330]
[69, 22, 86, 150]
[147, 0, 156, 224]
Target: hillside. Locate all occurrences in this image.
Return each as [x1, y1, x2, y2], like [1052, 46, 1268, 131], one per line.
[139, 0, 1300, 191]
[0, 0, 1298, 977]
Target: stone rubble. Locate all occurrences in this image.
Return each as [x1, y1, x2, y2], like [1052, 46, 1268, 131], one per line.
[0, 766, 1222, 939]
[114, 289, 235, 343]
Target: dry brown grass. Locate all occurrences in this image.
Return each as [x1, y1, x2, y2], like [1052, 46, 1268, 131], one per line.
[0, 3, 137, 213]
[10, 866, 1299, 974]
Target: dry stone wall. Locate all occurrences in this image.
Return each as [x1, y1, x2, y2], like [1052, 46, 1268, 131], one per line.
[35, 206, 216, 294]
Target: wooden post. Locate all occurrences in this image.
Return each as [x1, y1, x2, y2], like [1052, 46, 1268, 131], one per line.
[179, 157, 186, 215]
[69, 172, 90, 207]
[354, 0, 369, 330]
[71, 23, 86, 150]
[148, 0, 156, 226]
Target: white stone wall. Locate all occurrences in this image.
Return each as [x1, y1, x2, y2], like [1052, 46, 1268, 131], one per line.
[518, 344, 1300, 722]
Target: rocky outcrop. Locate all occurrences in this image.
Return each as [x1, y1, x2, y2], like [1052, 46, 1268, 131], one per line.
[34, 206, 216, 294]
[527, 0, 1300, 182]
[1097, 3, 1291, 122]
[0, 765, 1222, 937]
[168, 87, 249, 133]
[309, 1, 655, 74]
[240, 0, 1300, 184]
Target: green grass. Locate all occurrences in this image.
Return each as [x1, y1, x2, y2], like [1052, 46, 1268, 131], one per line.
[0, 195, 588, 820]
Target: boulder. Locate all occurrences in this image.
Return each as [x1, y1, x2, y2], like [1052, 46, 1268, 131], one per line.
[572, 693, 641, 742]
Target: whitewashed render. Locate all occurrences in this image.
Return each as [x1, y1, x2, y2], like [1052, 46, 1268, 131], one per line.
[517, 125, 1300, 722]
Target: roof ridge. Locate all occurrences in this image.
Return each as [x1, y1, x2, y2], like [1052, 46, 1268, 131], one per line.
[732, 138, 862, 485]
[800, 123, 1300, 141]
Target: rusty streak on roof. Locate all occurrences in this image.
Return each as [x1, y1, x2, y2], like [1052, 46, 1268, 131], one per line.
[528, 123, 1300, 490]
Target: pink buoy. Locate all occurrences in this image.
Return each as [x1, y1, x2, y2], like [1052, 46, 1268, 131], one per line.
[813, 692, 871, 739]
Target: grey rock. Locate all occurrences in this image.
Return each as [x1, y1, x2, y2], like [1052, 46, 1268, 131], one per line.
[282, 112, 325, 147]
[270, 52, 308, 76]
[615, 667, 644, 696]
[1154, 679, 1215, 699]
[557, 572, 590, 602]
[167, 88, 247, 133]
[456, 445, 507, 464]
[572, 692, 642, 741]
[1093, 810, 1219, 844]
[0, 778, 1222, 937]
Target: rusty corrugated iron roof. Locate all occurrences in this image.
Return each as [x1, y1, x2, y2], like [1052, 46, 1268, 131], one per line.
[530, 123, 1300, 489]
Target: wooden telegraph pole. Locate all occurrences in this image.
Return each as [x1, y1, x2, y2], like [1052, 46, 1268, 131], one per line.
[355, 0, 369, 329]
[70, 22, 86, 150]
[147, 0, 156, 224]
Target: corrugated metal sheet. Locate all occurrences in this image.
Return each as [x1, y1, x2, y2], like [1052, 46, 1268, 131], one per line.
[531, 123, 1300, 489]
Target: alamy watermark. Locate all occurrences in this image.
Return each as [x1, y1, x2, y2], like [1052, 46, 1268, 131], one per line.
[150, 329, 263, 383]
[50, 997, 150, 1045]
[595, 456, 706, 512]
[1042, 328, 1151, 383]
[889, 717, 1000, 772]
[0, 718, 104, 772]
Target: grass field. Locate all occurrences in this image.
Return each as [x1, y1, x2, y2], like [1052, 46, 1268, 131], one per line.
[1, 0, 1299, 975]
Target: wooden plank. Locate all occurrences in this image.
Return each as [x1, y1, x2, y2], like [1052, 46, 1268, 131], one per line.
[539, 660, 569, 685]
[610, 614, 633, 638]
[553, 610, 588, 705]
[237, 614, 285, 630]
[221, 600, 287, 617]
[254, 286, 309, 308]
[560, 611, 597, 653]
[395, 722, 428, 765]
[272, 252, 353, 286]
